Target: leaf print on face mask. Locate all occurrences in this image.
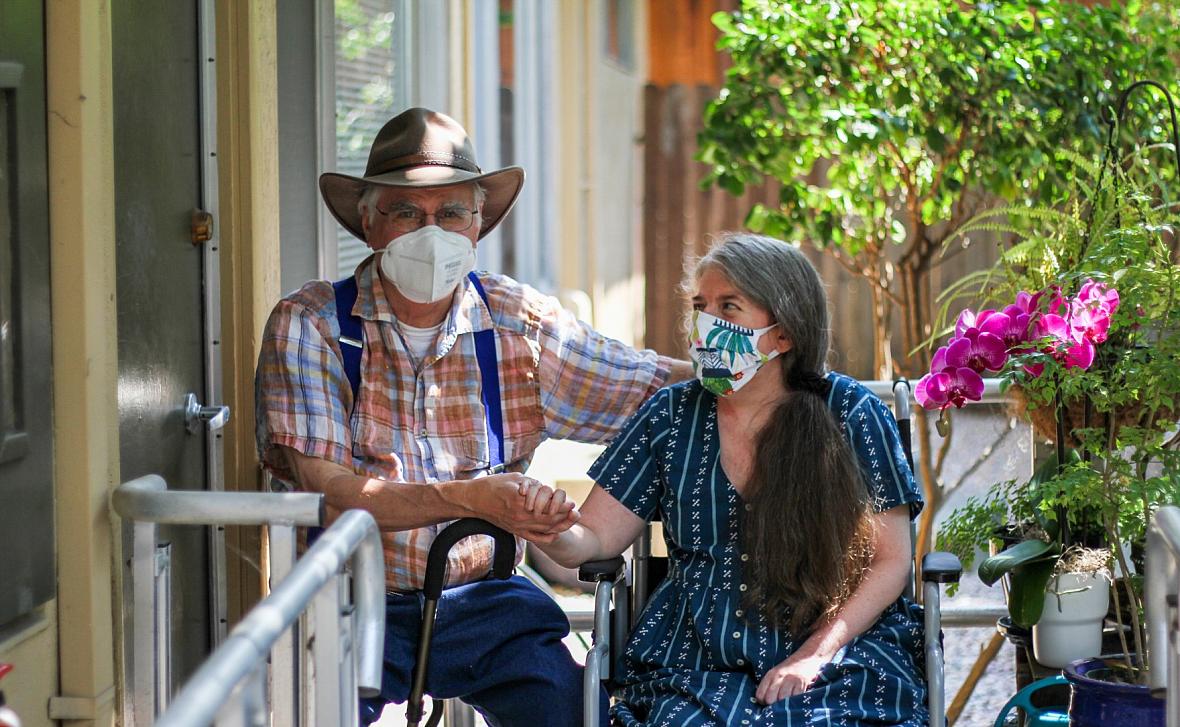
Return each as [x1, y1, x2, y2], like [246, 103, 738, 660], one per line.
[705, 319, 757, 368]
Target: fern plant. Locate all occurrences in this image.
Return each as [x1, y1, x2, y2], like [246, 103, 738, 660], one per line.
[933, 93, 1180, 680]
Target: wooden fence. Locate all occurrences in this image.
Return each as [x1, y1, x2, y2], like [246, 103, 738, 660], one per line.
[641, 83, 998, 380]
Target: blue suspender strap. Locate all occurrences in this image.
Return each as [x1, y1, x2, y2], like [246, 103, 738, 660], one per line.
[466, 272, 505, 471]
[332, 276, 364, 403]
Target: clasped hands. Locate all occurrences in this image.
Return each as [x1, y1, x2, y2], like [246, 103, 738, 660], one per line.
[472, 473, 579, 544]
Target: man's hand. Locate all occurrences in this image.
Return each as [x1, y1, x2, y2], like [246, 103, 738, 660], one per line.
[459, 473, 578, 541]
[755, 652, 829, 705]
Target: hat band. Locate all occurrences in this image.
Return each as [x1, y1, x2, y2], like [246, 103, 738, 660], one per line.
[369, 150, 482, 177]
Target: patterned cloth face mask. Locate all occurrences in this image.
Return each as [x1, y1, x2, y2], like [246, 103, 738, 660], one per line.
[688, 310, 781, 397]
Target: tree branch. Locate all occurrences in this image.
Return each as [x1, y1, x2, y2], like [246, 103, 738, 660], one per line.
[921, 121, 972, 206]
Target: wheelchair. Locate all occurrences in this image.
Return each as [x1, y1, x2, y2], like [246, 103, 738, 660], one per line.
[574, 379, 964, 726]
[411, 380, 963, 726]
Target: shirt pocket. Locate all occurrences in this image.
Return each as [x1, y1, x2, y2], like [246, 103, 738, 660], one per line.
[457, 427, 545, 474]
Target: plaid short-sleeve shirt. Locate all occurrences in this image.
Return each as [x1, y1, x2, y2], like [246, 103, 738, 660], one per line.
[256, 259, 669, 592]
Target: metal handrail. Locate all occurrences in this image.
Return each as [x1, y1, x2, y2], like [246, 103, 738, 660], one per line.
[155, 509, 385, 727]
[111, 474, 381, 726]
[1146, 506, 1180, 725]
[112, 473, 324, 526]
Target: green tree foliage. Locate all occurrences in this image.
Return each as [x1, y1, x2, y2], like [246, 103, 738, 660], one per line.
[699, 0, 1178, 553]
[701, 0, 1177, 372]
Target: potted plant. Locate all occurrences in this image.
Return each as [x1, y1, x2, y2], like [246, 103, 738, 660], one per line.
[926, 82, 1180, 724]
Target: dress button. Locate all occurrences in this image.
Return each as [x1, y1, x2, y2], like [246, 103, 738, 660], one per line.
[735, 609, 744, 617]
[740, 553, 749, 561]
[736, 659, 745, 666]
[744, 503, 752, 511]
[739, 584, 748, 592]
[732, 631, 741, 639]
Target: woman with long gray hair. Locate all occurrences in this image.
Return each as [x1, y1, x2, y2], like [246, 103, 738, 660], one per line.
[531, 234, 927, 725]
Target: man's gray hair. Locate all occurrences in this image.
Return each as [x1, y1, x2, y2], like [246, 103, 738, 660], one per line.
[692, 233, 832, 377]
[356, 182, 487, 228]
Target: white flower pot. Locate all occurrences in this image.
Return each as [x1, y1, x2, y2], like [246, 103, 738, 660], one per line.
[1032, 572, 1110, 669]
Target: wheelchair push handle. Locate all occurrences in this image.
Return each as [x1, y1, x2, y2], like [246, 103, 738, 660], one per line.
[423, 518, 516, 600]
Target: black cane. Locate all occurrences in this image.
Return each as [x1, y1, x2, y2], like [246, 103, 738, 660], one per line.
[406, 518, 516, 727]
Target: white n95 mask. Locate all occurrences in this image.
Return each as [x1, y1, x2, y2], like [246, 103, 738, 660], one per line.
[379, 225, 477, 304]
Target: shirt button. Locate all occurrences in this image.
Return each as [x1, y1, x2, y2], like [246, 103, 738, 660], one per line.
[739, 584, 748, 592]
[419, 428, 428, 438]
[732, 631, 741, 639]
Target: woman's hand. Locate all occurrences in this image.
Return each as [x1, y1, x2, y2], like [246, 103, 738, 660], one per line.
[516, 478, 579, 543]
[755, 652, 830, 705]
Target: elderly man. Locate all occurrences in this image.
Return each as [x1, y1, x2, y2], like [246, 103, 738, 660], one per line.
[255, 108, 690, 725]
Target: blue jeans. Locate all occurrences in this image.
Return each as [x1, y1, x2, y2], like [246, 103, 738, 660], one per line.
[359, 574, 607, 726]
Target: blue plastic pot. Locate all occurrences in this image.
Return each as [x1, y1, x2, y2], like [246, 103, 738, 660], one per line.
[1063, 656, 1164, 726]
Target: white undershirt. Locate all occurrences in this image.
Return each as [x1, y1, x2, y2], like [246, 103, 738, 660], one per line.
[397, 320, 444, 363]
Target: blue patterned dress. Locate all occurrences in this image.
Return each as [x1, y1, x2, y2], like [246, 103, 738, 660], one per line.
[587, 375, 928, 726]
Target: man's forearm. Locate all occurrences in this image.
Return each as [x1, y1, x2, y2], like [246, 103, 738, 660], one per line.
[287, 448, 471, 529]
[280, 445, 579, 535]
[659, 355, 695, 384]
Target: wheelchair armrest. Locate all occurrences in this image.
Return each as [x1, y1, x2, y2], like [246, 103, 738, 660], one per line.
[579, 556, 626, 583]
[921, 551, 963, 584]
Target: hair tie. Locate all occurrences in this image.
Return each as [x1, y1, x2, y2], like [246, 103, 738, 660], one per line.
[788, 369, 831, 397]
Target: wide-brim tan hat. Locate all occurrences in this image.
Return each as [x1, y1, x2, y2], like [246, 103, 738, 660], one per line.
[320, 108, 524, 242]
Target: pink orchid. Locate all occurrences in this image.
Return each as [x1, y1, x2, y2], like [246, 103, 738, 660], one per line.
[981, 306, 1033, 350]
[945, 331, 1008, 373]
[915, 367, 986, 410]
[1069, 301, 1113, 344]
[1012, 291, 1038, 315]
[954, 308, 998, 337]
[1069, 279, 1119, 344]
[1077, 279, 1120, 314]
[1033, 313, 1095, 370]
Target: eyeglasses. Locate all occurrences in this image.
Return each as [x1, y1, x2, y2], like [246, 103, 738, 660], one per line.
[375, 201, 478, 233]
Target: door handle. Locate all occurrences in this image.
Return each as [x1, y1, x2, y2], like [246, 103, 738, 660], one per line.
[184, 393, 231, 434]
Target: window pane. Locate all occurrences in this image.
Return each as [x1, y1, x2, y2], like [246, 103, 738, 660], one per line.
[335, 0, 403, 274]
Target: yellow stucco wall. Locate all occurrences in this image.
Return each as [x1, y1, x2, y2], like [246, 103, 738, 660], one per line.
[0, 607, 57, 727]
[3, 2, 280, 725]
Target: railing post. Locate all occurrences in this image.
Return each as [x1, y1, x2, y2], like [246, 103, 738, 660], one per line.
[339, 571, 359, 727]
[131, 513, 159, 724]
[1146, 506, 1180, 726]
[309, 573, 347, 726]
[268, 523, 299, 727]
[155, 542, 173, 714]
